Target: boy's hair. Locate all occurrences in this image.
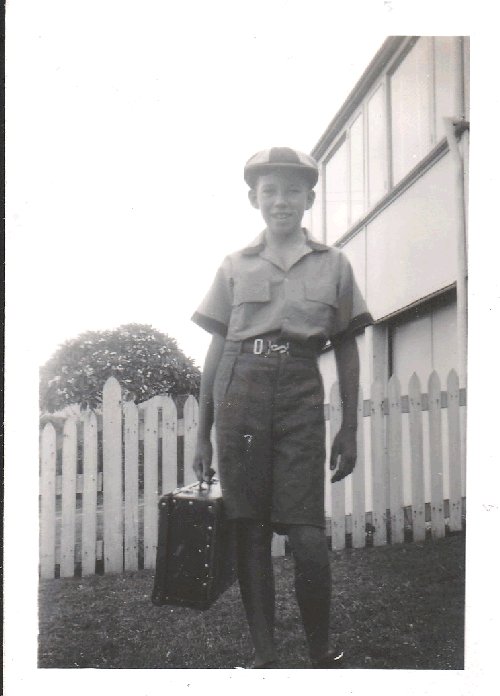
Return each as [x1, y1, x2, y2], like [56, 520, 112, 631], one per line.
[244, 147, 319, 189]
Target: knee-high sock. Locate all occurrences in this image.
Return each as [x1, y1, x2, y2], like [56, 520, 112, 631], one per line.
[287, 525, 331, 660]
[236, 520, 277, 664]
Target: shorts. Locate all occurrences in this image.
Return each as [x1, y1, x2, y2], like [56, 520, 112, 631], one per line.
[213, 341, 326, 530]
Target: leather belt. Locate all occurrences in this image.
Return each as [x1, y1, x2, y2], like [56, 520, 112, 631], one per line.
[239, 336, 317, 359]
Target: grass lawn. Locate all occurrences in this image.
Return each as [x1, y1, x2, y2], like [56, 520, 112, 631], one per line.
[38, 533, 464, 670]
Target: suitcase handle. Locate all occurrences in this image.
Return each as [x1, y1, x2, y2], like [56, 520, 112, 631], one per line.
[198, 468, 217, 490]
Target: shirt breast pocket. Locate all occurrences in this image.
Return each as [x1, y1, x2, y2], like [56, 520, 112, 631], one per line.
[233, 279, 271, 305]
[303, 281, 338, 334]
[304, 281, 337, 308]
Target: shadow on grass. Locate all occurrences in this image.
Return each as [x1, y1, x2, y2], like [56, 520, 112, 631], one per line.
[38, 534, 464, 669]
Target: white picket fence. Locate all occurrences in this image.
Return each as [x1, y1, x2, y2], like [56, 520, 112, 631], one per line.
[39, 371, 465, 579]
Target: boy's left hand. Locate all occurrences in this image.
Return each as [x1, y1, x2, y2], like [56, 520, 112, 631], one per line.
[330, 426, 357, 483]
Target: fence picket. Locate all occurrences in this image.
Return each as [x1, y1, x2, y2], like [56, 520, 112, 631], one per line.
[428, 371, 445, 539]
[329, 382, 345, 550]
[144, 398, 160, 569]
[388, 375, 404, 545]
[447, 370, 462, 532]
[82, 412, 98, 576]
[103, 377, 123, 573]
[370, 378, 387, 546]
[160, 396, 178, 493]
[408, 374, 425, 542]
[40, 423, 57, 579]
[60, 417, 77, 577]
[40, 370, 467, 580]
[352, 386, 366, 548]
[183, 395, 199, 486]
[124, 402, 139, 571]
[271, 534, 286, 557]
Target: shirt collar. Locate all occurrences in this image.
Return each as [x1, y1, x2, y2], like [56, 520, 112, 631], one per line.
[241, 228, 330, 256]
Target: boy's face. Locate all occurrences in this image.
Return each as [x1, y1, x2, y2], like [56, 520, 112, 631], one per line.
[249, 170, 315, 237]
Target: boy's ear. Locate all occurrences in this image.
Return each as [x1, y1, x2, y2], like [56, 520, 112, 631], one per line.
[305, 189, 316, 210]
[248, 188, 260, 209]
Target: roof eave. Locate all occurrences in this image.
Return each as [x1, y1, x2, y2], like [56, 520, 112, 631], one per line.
[311, 36, 408, 161]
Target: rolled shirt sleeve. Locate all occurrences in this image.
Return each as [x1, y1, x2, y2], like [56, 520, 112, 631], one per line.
[331, 251, 373, 344]
[191, 257, 233, 337]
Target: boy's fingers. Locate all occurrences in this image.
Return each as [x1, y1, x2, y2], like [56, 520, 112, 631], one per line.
[330, 455, 355, 482]
[330, 445, 339, 470]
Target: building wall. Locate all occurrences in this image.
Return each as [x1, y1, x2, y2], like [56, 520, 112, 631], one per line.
[310, 36, 467, 392]
[365, 151, 458, 320]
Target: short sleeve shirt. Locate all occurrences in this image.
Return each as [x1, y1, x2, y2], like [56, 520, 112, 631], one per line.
[192, 229, 372, 347]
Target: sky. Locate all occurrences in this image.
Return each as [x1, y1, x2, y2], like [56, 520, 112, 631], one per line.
[7, 1, 387, 370]
[5, 1, 500, 694]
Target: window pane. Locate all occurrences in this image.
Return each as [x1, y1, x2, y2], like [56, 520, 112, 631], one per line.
[367, 85, 387, 207]
[390, 38, 432, 184]
[434, 36, 460, 141]
[349, 114, 364, 224]
[324, 140, 348, 244]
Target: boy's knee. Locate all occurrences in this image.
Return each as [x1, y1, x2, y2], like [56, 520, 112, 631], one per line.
[287, 525, 329, 567]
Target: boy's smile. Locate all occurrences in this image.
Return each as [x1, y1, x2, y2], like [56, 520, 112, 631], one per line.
[249, 171, 315, 238]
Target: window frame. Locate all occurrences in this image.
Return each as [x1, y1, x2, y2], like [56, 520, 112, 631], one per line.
[387, 36, 435, 187]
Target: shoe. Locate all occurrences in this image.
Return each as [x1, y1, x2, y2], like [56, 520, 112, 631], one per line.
[311, 647, 344, 668]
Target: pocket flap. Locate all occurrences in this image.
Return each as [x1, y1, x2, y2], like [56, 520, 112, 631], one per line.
[304, 281, 337, 306]
[233, 280, 271, 305]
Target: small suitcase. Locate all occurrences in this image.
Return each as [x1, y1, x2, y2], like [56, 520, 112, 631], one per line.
[151, 479, 237, 610]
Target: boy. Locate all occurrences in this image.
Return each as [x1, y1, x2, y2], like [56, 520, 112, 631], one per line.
[192, 147, 372, 668]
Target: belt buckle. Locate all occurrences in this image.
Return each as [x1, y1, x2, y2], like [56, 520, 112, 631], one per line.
[253, 338, 264, 355]
[269, 341, 290, 355]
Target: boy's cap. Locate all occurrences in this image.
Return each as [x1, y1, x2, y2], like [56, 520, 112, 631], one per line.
[244, 147, 319, 188]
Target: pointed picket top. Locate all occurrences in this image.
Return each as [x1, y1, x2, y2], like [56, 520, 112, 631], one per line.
[388, 373, 401, 407]
[351, 385, 366, 549]
[446, 368, 462, 532]
[82, 411, 98, 577]
[183, 394, 199, 424]
[387, 373, 404, 545]
[103, 375, 122, 404]
[40, 422, 57, 579]
[160, 394, 177, 426]
[408, 372, 421, 402]
[102, 375, 123, 573]
[447, 369, 459, 394]
[183, 395, 199, 485]
[144, 397, 159, 570]
[160, 395, 178, 494]
[428, 370, 441, 403]
[60, 416, 78, 577]
[370, 377, 387, 546]
[408, 372, 425, 543]
[428, 370, 445, 539]
[370, 377, 385, 412]
[123, 401, 139, 572]
[41, 421, 57, 452]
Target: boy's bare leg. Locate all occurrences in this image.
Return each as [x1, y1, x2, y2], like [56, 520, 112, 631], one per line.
[286, 525, 333, 662]
[236, 519, 277, 667]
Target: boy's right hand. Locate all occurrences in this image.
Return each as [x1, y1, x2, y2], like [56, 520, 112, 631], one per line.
[193, 439, 215, 483]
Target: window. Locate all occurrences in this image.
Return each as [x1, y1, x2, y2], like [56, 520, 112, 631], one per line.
[367, 85, 388, 207]
[324, 139, 348, 244]
[349, 114, 364, 224]
[324, 115, 365, 244]
[390, 38, 433, 184]
[434, 37, 461, 141]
